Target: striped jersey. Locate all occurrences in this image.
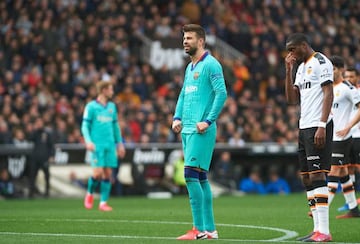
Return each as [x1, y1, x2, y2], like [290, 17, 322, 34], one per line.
[332, 81, 360, 141]
[174, 52, 227, 133]
[294, 52, 333, 129]
[81, 100, 122, 146]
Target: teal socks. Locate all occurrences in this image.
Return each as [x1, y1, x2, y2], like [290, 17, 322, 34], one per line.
[185, 177, 204, 231]
[184, 168, 216, 232]
[87, 177, 111, 203]
[201, 179, 215, 231]
[87, 177, 99, 194]
[100, 179, 112, 202]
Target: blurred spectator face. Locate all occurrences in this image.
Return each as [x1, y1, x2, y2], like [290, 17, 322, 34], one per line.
[2, 104, 11, 117]
[250, 171, 262, 183]
[221, 151, 231, 162]
[0, 121, 8, 132]
[14, 129, 25, 141]
[344, 70, 359, 86]
[34, 118, 44, 130]
[4, 71, 14, 83]
[0, 169, 9, 181]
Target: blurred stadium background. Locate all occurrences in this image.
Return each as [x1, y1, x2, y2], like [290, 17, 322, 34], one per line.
[1, 0, 360, 198]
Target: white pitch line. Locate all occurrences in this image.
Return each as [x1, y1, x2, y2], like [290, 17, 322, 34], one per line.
[0, 219, 357, 243]
[1, 218, 297, 242]
[42, 218, 297, 241]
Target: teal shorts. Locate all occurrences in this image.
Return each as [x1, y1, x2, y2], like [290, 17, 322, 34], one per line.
[181, 126, 216, 171]
[89, 144, 117, 168]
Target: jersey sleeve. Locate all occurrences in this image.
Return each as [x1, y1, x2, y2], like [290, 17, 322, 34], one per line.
[81, 103, 93, 143]
[112, 103, 123, 144]
[319, 58, 333, 86]
[350, 85, 360, 107]
[206, 60, 227, 123]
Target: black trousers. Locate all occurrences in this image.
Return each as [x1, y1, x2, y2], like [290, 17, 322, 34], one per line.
[29, 159, 50, 197]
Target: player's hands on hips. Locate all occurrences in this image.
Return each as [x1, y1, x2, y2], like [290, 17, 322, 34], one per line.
[196, 122, 209, 134]
[172, 120, 182, 133]
[117, 143, 126, 158]
[85, 142, 95, 151]
[314, 128, 326, 148]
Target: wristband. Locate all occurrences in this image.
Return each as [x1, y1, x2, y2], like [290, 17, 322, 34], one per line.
[205, 119, 212, 126]
[318, 121, 326, 128]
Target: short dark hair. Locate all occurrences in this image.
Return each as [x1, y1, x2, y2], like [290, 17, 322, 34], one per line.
[346, 66, 359, 75]
[329, 55, 345, 68]
[182, 24, 206, 42]
[286, 33, 310, 46]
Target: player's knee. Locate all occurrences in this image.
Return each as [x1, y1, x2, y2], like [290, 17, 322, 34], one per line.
[301, 175, 312, 188]
[184, 167, 200, 179]
[199, 171, 207, 181]
[309, 171, 326, 182]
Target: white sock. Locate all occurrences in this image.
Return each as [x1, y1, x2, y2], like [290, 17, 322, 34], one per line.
[349, 174, 355, 183]
[307, 190, 318, 232]
[342, 178, 357, 209]
[314, 186, 329, 235]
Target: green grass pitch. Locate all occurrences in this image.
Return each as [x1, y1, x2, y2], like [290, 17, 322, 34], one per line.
[0, 193, 359, 243]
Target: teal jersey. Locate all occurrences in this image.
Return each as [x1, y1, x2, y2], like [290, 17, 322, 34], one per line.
[81, 100, 122, 146]
[174, 52, 227, 133]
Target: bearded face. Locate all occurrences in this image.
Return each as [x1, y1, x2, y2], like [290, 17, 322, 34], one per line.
[183, 31, 201, 56]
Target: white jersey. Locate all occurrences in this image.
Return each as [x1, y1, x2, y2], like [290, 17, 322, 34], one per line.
[332, 81, 360, 141]
[294, 52, 333, 129]
[350, 86, 360, 138]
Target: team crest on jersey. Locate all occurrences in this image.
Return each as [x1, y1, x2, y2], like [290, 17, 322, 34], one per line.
[108, 109, 113, 113]
[193, 72, 199, 80]
[307, 66, 312, 75]
[335, 90, 340, 97]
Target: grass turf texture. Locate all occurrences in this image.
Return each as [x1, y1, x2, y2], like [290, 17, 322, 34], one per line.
[0, 193, 359, 243]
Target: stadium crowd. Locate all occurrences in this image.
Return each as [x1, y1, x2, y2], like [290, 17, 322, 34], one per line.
[0, 0, 359, 148]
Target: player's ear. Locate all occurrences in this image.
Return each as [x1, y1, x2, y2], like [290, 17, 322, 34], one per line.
[198, 37, 205, 47]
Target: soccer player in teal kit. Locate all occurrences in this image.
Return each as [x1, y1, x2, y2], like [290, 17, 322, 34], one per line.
[82, 80, 125, 211]
[172, 24, 227, 240]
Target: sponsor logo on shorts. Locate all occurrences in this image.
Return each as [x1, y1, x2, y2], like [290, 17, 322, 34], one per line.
[307, 155, 320, 161]
[332, 153, 344, 158]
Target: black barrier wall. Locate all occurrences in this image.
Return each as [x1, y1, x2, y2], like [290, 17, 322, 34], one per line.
[0, 143, 298, 179]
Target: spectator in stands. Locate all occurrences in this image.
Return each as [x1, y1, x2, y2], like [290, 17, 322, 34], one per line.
[239, 166, 267, 195]
[212, 151, 237, 193]
[286, 167, 305, 193]
[0, 168, 15, 198]
[172, 153, 187, 195]
[12, 127, 30, 147]
[0, 119, 12, 144]
[265, 166, 290, 195]
[69, 171, 87, 190]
